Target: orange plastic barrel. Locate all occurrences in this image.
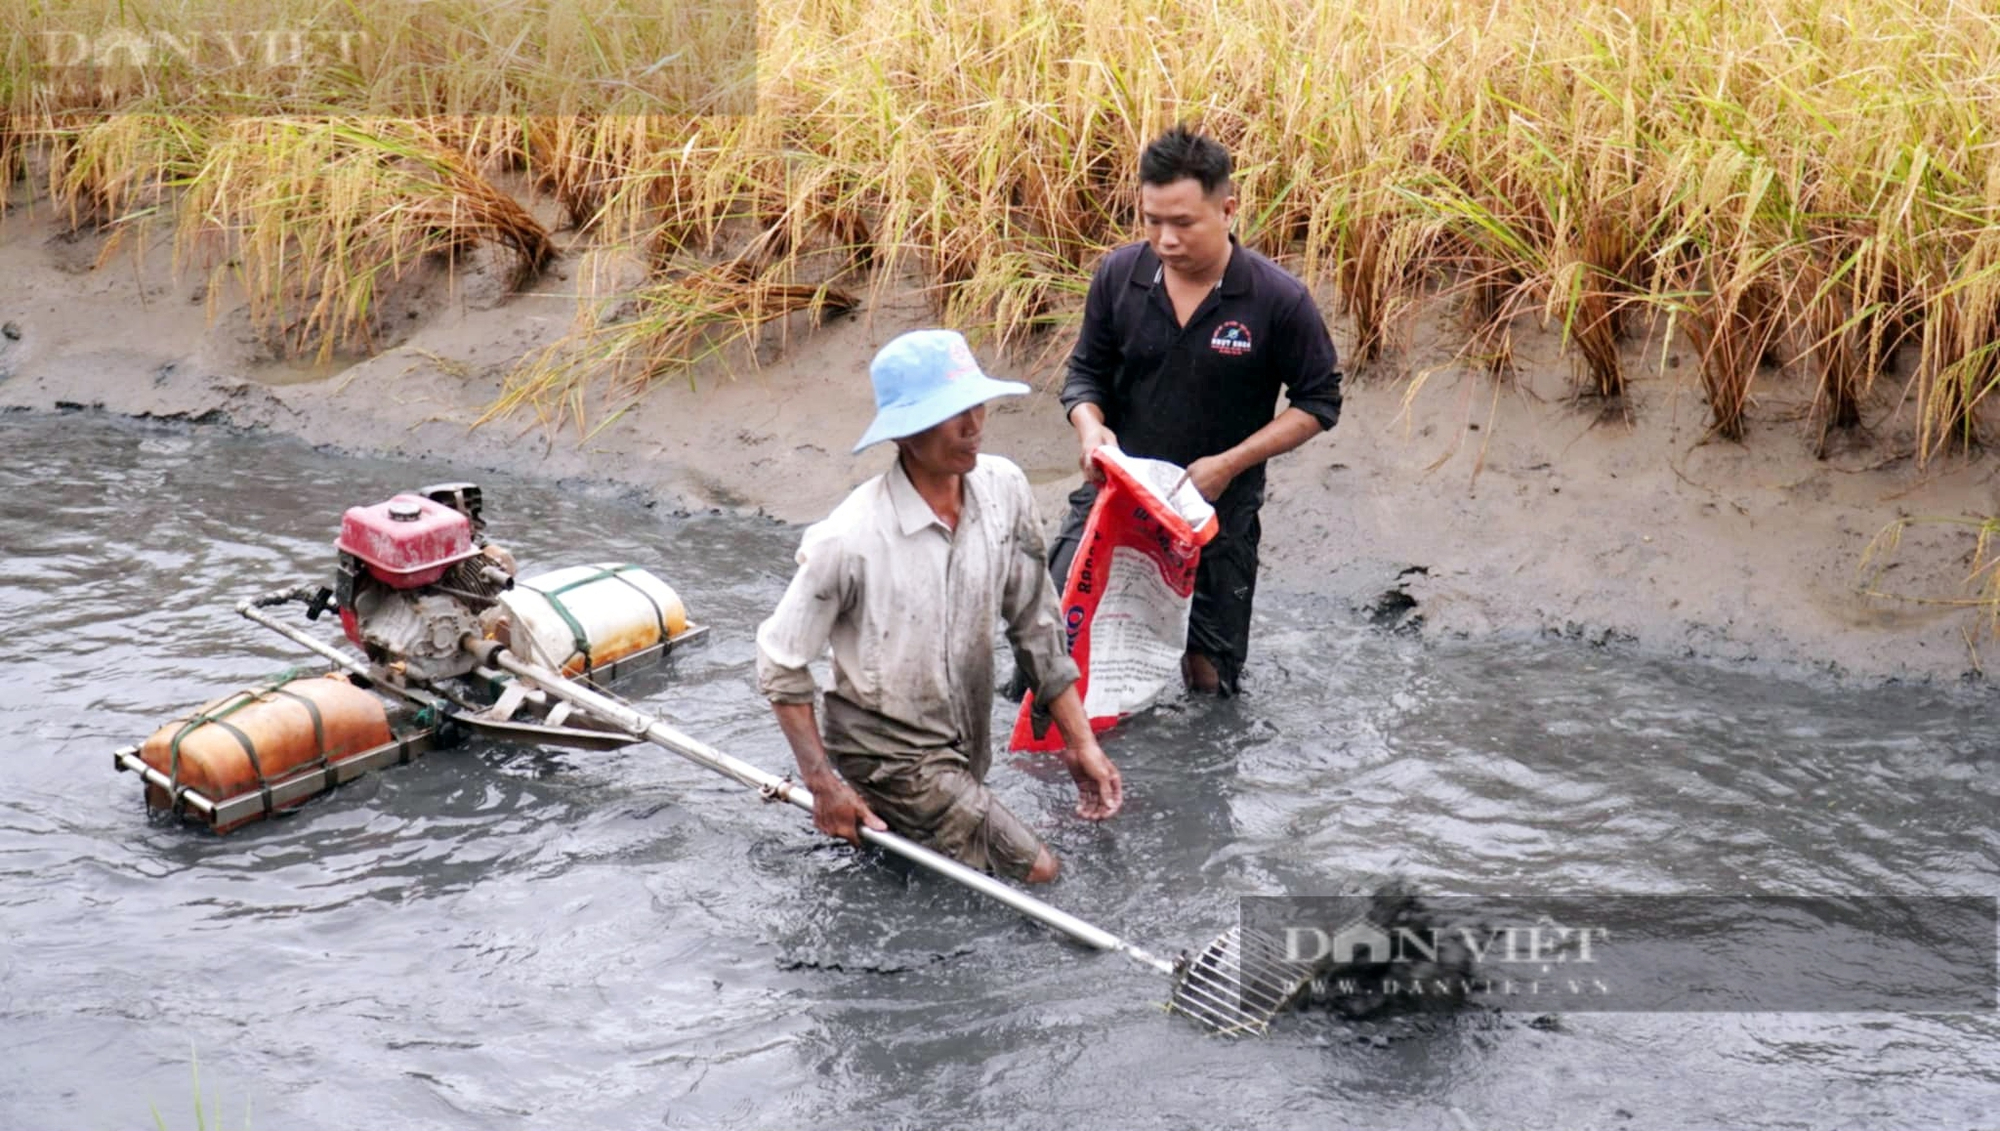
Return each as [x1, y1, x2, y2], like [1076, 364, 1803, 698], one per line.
[140, 674, 393, 832]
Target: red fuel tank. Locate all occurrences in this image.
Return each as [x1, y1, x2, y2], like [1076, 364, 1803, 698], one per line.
[337, 494, 477, 588]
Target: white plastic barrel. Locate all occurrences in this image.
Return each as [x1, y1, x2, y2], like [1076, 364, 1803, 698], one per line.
[498, 564, 689, 677]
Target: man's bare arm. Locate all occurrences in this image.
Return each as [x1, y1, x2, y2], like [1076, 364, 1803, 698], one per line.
[1067, 402, 1117, 486]
[1039, 683, 1123, 820]
[1184, 407, 1326, 501]
[772, 701, 885, 845]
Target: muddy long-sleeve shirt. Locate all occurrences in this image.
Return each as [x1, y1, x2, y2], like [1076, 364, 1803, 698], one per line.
[755, 454, 1080, 779]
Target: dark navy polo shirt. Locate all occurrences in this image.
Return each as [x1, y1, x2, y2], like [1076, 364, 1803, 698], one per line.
[1058, 236, 1342, 512]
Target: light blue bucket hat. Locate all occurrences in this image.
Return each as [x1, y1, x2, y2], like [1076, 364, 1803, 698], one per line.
[853, 329, 1029, 453]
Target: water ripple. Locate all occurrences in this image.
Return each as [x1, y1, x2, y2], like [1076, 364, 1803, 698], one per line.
[5, 414, 1999, 1129]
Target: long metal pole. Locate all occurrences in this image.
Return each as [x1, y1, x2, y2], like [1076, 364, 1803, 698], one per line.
[238, 590, 374, 677]
[483, 644, 1175, 976]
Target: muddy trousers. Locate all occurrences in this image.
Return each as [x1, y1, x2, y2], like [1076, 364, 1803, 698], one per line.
[830, 746, 1045, 881]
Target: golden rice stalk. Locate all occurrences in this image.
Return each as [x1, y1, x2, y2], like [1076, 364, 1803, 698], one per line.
[1337, 212, 1400, 368]
[489, 238, 859, 434]
[1916, 287, 2000, 462]
[1567, 284, 1625, 400]
[1685, 262, 1787, 442]
[1441, 243, 1528, 384]
[0, 117, 29, 223]
[18, 0, 2000, 457]
[46, 113, 204, 236]
[524, 116, 684, 235]
[1790, 249, 1867, 453]
[1554, 214, 1638, 402]
[176, 119, 552, 360]
[0, 113, 22, 192]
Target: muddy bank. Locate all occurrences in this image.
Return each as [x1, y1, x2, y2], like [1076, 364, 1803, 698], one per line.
[3, 189, 1994, 690]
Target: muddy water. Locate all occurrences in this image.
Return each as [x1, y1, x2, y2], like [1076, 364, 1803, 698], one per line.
[4, 413, 1998, 1130]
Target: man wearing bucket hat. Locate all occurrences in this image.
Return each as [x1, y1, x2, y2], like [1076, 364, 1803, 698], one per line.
[756, 329, 1123, 884]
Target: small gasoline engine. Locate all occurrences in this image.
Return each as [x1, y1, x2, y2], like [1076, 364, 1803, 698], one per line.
[324, 483, 518, 683]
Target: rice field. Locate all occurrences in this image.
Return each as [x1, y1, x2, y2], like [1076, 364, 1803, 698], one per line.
[4, 0, 2000, 462]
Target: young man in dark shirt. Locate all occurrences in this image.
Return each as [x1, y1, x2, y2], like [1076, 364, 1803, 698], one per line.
[1053, 125, 1343, 695]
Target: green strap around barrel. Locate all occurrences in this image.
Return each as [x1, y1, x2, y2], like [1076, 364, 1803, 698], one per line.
[165, 688, 275, 817]
[605, 568, 670, 647]
[269, 687, 327, 768]
[164, 670, 337, 819]
[519, 565, 666, 675]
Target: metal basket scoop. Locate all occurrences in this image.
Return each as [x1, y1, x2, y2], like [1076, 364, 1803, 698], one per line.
[1168, 925, 1319, 1036]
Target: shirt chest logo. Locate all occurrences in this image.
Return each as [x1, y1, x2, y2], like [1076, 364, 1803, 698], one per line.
[1209, 320, 1253, 356]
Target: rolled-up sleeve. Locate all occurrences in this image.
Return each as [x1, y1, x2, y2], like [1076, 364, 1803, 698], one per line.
[1058, 255, 1121, 423]
[998, 468, 1081, 704]
[755, 527, 847, 704]
[1279, 289, 1343, 432]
